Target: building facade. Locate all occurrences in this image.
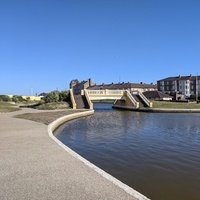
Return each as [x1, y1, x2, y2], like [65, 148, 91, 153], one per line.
[70, 78, 95, 94]
[88, 82, 157, 93]
[70, 79, 157, 94]
[157, 75, 200, 97]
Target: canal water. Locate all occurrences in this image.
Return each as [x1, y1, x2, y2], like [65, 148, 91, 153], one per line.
[54, 103, 200, 200]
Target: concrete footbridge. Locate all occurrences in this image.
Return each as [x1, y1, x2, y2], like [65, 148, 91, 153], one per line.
[86, 89, 125, 100]
[70, 89, 153, 110]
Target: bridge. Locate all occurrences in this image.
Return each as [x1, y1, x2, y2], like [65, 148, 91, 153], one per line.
[70, 89, 153, 110]
[85, 89, 125, 100]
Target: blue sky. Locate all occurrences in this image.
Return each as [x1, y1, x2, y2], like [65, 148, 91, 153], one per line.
[1, 0, 200, 95]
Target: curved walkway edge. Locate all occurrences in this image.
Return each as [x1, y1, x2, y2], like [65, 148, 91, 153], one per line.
[48, 110, 150, 200]
[113, 105, 200, 113]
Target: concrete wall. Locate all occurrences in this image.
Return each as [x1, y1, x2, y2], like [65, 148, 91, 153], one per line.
[113, 96, 137, 108]
[69, 89, 76, 109]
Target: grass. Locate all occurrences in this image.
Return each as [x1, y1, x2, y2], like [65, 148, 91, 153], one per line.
[0, 102, 21, 113]
[152, 101, 200, 109]
[29, 102, 71, 110]
[15, 110, 82, 125]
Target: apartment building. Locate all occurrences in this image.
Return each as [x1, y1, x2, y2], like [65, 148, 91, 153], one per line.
[157, 75, 200, 97]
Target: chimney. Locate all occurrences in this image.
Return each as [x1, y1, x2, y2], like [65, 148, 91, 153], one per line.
[88, 78, 92, 87]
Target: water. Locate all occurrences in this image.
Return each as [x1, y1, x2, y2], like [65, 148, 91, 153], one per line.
[55, 103, 200, 200]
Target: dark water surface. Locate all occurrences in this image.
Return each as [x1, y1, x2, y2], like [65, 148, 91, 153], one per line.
[55, 103, 200, 200]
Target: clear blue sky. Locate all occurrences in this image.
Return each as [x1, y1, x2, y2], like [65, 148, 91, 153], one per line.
[1, 0, 200, 95]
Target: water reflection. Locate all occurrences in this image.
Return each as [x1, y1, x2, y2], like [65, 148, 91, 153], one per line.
[55, 103, 200, 200]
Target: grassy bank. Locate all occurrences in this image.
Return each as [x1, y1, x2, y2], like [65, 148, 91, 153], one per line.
[22, 102, 71, 110]
[34, 102, 70, 110]
[0, 102, 21, 113]
[152, 101, 200, 109]
[15, 110, 82, 125]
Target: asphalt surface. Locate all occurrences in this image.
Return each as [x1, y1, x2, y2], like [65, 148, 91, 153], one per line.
[0, 108, 139, 200]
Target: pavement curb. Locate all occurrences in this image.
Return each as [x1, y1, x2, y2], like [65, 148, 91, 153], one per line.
[48, 110, 150, 200]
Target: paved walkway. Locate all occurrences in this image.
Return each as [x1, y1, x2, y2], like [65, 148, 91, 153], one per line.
[0, 109, 139, 200]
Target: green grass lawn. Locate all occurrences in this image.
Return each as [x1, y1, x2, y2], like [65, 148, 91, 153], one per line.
[0, 102, 21, 112]
[152, 101, 200, 109]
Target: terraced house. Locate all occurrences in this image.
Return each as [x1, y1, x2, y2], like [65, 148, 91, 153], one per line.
[88, 82, 157, 92]
[157, 75, 200, 98]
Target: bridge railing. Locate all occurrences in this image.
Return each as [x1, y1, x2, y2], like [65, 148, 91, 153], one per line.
[69, 89, 76, 109]
[125, 90, 139, 108]
[84, 89, 93, 109]
[138, 92, 153, 107]
[87, 89, 124, 96]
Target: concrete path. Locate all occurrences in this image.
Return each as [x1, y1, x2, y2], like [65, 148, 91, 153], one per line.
[0, 109, 139, 200]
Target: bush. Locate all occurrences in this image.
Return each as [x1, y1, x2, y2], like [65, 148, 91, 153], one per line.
[26, 97, 31, 102]
[12, 95, 24, 103]
[0, 95, 11, 102]
[44, 90, 70, 103]
[59, 91, 70, 102]
[44, 91, 60, 103]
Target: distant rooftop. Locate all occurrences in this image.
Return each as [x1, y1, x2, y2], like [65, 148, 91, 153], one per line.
[158, 75, 200, 82]
[88, 82, 157, 90]
[143, 91, 173, 99]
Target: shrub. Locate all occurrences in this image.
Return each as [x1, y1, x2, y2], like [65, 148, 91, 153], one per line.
[12, 95, 24, 103]
[44, 91, 60, 103]
[26, 97, 31, 101]
[0, 95, 11, 102]
[59, 90, 70, 102]
[44, 90, 70, 103]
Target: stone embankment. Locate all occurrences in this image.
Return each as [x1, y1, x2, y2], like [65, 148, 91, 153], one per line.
[113, 105, 200, 113]
[0, 108, 149, 200]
